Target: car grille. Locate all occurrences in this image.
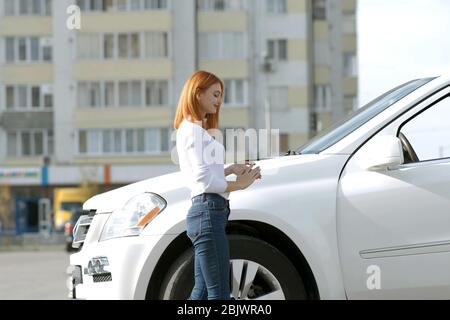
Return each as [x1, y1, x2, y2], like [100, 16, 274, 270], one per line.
[93, 273, 112, 283]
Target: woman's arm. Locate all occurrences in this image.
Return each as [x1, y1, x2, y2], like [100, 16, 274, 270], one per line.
[225, 181, 243, 192]
[224, 163, 255, 176]
[224, 165, 233, 177]
[225, 167, 261, 193]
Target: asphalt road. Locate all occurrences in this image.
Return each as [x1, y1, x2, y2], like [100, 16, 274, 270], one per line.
[0, 249, 71, 300]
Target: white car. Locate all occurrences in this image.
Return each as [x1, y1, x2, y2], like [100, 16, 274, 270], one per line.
[69, 74, 450, 300]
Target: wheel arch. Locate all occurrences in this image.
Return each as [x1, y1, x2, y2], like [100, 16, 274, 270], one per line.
[145, 220, 320, 300]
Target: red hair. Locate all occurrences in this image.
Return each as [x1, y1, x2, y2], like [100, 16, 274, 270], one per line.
[173, 70, 224, 130]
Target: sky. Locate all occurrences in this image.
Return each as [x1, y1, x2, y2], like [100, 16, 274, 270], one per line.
[357, 0, 450, 105]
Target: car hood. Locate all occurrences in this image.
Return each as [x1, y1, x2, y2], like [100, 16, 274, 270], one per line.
[83, 154, 341, 213]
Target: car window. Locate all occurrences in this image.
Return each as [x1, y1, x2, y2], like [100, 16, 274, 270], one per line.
[400, 95, 450, 162]
[296, 77, 435, 154]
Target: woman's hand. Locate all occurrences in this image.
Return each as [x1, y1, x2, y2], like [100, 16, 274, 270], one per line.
[235, 167, 261, 190]
[225, 162, 256, 176]
[225, 163, 262, 193]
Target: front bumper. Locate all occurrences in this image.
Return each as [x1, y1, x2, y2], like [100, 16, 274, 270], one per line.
[69, 233, 177, 300]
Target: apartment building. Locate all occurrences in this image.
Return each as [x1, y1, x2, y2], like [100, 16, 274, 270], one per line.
[0, 0, 357, 233]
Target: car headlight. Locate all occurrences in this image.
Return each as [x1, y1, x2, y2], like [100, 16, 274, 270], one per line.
[99, 192, 167, 241]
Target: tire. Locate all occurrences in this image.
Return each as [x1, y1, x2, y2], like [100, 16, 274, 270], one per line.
[159, 235, 307, 300]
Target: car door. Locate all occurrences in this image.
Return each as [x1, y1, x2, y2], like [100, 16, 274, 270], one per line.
[337, 89, 450, 299]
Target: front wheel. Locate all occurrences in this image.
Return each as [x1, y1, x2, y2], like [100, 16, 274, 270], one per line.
[159, 235, 307, 300]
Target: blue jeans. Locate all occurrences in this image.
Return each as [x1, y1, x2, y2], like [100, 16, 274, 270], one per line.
[186, 193, 231, 300]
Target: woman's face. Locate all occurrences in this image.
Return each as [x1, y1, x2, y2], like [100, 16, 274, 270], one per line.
[197, 82, 223, 116]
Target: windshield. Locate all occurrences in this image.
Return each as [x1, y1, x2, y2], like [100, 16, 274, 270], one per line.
[297, 77, 436, 154]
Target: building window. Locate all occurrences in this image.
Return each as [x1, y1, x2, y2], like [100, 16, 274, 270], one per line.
[4, 84, 54, 110]
[4, 0, 52, 16]
[18, 38, 27, 61]
[146, 128, 160, 152]
[266, 0, 286, 14]
[89, 83, 101, 107]
[118, 34, 128, 58]
[267, 39, 287, 61]
[129, 0, 140, 10]
[113, 129, 123, 153]
[76, 0, 168, 12]
[199, 32, 246, 59]
[5, 37, 15, 62]
[6, 87, 15, 109]
[344, 95, 357, 113]
[31, 86, 40, 108]
[197, 0, 245, 11]
[31, 0, 41, 14]
[145, 32, 168, 58]
[77, 34, 101, 59]
[104, 82, 115, 106]
[41, 39, 53, 61]
[4, 37, 52, 63]
[145, 0, 167, 10]
[103, 34, 115, 59]
[145, 80, 168, 106]
[78, 32, 168, 60]
[224, 79, 247, 106]
[7, 132, 17, 156]
[117, 33, 140, 58]
[118, 81, 142, 106]
[145, 81, 168, 106]
[102, 129, 113, 153]
[21, 132, 32, 156]
[343, 11, 356, 34]
[44, 91, 53, 108]
[4, 0, 16, 15]
[78, 80, 169, 107]
[343, 52, 357, 77]
[268, 87, 289, 110]
[44, 136, 54, 157]
[78, 128, 171, 155]
[79, 130, 87, 153]
[17, 86, 28, 108]
[30, 37, 40, 61]
[130, 81, 142, 105]
[6, 130, 53, 157]
[19, 0, 29, 14]
[103, 0, 114, 11]
[116, 0, 127, 10]
[78, 82, 101, 107]
[44, 0, 52, 14]
[314, 84, 331, 111]
[88, 130, 102, 154]
[313, 0, 326, 20]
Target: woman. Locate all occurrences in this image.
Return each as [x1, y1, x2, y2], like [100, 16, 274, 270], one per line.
[174, 70, 261, 300]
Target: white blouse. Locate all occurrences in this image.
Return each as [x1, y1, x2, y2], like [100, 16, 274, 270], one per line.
[176, 119, 229, 199]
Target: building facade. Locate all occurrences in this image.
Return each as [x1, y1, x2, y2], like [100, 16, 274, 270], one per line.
[0, 0, 357, 233]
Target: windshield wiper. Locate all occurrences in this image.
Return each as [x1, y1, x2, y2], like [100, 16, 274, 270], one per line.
[285, 150, 300, 156]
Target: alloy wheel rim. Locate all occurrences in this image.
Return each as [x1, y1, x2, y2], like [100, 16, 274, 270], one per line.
[230, 259, 285, 300]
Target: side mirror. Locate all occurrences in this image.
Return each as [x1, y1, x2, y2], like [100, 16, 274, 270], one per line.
[359, 135, 404, 171]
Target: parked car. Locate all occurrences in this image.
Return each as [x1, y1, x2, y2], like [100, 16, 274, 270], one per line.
[69, 74, 450, 299]
[64, 209, 88, 252]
